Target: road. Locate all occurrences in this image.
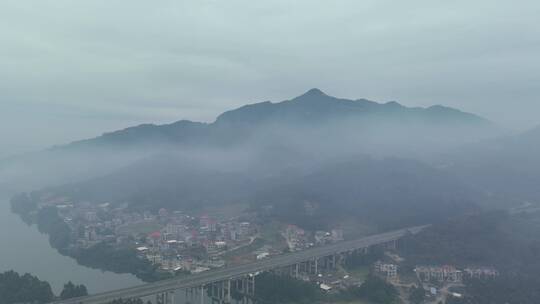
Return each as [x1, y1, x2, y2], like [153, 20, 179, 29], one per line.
[52, 225, 428, 304]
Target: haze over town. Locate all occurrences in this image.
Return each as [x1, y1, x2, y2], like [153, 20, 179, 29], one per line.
[2, 2, 540, 304]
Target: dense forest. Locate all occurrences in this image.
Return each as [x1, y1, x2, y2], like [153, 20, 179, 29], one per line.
[0, 271, 54, 304]
[344, 246, 385, 269]
[0, 271, 88, 304]
[253, 271, 399, 304]
[60, 281, 88, 300]
[74, 242, 172, 282]
[349, 274, 399, 304]
[400, 210, 540, 303]
[254, 272, 323, 304]
[251, 157, 480, 231]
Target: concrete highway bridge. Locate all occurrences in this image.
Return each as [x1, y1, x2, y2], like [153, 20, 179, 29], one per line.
[52, 225, 428, 304]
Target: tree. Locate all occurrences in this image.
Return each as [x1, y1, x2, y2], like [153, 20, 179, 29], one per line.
[409, 285, 426, 304]
[0, 270, 54, 304]
[254, 272, 323, 303]
[60, 281, 88, 299]
[351, 274, 398, 304]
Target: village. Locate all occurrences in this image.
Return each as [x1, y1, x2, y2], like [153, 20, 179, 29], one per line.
[43, 199, 347, 276]
[32, 198, 500, 304]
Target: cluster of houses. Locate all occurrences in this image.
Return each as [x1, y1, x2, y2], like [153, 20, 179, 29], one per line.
[415, 265, 499, 283]
[314, 229, 344, 245]
[40, 197, 261, 273]
[374, 261, 398, 281]
[40, 194, 350, 277]
[134, 212, 259, 272]
[283, 224, 344, 252]
[131, 212, 260, 273]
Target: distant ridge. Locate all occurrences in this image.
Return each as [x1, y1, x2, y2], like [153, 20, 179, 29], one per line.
[0, 89, 501, 191]
[50, 89, 491, 150]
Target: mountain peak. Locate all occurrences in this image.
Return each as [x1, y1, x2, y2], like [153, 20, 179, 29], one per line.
[299, 88, 328, 98]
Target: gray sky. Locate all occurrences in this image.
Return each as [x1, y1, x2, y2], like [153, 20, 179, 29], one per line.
[1, 0, 539, 157]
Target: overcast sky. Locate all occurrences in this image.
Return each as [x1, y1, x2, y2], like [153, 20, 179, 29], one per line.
[1, 0, 539, 157]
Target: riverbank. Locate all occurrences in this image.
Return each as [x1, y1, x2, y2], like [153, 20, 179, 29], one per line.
[10, 195, 172, 283]
[0, 196, 141, 293]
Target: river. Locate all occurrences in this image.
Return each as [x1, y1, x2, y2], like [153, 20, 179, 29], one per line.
[0, 196, 142, 294]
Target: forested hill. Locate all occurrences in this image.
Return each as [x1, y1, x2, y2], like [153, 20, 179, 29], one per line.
[441, 124, 540, 203]
[251, 157, 482, 231]
[30, 155, 482, 233]
[400, 210, 540, 304]
[0, 89, 500, 191]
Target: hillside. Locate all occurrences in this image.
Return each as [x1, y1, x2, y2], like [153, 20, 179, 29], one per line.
[38, 155, 482, 234]
[439, 125, 540, 204]
[251, 157, 481, 231]
[0, 89, 499, 192]
[400, 210, 540, 303]
[48, 153, 255, 212]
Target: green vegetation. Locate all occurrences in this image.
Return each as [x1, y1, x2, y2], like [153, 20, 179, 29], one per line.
[444, 276, 540, 304]
[341, 248, 384, 283]
[9, 193, 38, 224]
[0, 270, 54, 304]
[349, 274, 399, 304]
[254, 272, 323, 304]
[408, 285, 425, 304]
[344, 247, 384, 270]
[60, 281, 88, 300]
[401, 210, 540, 303]
[221, 237, 265, 260]
[259, 221, 287, 251]
[401, 210, 540, 270]
[0, 271, 89, 304]
[73, 242, 172, 282]
[253, 272, 396, 304]
[36, 206, 72, 250]
[253, 158, 479, 231]
[10, 197, 169, 283]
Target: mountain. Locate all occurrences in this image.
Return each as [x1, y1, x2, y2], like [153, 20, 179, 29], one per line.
[215, 88, 487, 127]
[54, 88, 496, 152]
[4, 89, 508, 233]
[1, 89, 500, 193]
[400, 208, 540, 304]
[34, 154, 482, 234]
[440, 125, 540, 204]
[45, 153, 256, 212]
[251, 157, 481, 231]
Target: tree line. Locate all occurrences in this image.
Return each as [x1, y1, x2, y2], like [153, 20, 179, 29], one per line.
[0, 270, 87, 304]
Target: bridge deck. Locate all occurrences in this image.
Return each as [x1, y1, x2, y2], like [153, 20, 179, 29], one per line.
[53, 225, 427, 304]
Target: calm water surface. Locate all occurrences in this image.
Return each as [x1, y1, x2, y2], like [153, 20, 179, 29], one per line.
[0, 196, 142, 294]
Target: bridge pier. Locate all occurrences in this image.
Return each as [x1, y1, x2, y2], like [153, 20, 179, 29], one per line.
[207, 279, 234, 304]
[308, 258, 318, 274]
[322, 254, 337, 270]
[186, 287, 197, 301]
[200, 285, 205, 304]
[155, 291, 174, 304]
[246, 275, 255, 296]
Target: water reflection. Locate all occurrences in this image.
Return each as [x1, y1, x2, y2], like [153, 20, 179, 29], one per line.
[0, 196, 142, 294]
